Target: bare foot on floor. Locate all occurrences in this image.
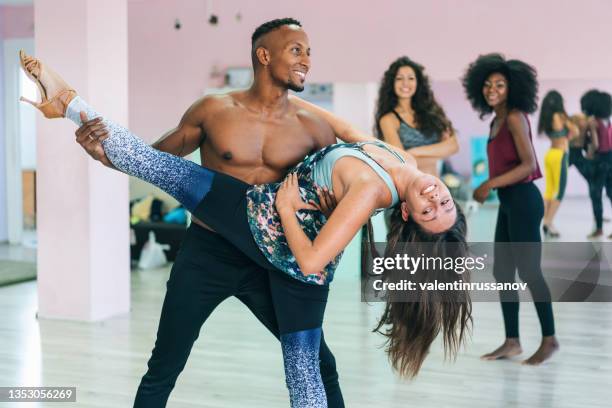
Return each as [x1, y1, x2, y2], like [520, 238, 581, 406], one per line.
[522, 336, 559, 365]
[481, 338, 523, 360]
[587, 229, 603, 240]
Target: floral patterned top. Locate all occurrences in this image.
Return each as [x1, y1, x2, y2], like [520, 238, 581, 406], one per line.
[245, 141, 404, 286]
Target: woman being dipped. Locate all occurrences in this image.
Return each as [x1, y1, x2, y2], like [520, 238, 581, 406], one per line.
[21, 51, 472, 406]
[463, 53, 558, 365]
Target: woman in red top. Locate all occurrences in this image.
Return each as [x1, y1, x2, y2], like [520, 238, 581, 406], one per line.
[462, 54, 558, 365]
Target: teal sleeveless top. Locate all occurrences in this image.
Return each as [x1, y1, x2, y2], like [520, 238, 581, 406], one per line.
[245, 141, 405, 285]
[312, 143, 404, 206]
[548, 127, 569, 139]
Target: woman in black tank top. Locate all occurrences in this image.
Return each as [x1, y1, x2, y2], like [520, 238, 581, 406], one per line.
[374, 56, 458, 177]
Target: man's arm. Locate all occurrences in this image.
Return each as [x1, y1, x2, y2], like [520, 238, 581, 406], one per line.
[149, 98, 210, 155]
[75, 96, 219, 167]
[297, 108, 337, 149]
[290, 95, 377, 143]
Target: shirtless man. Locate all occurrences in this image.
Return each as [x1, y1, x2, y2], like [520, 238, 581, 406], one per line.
[75, 18, 362, 407]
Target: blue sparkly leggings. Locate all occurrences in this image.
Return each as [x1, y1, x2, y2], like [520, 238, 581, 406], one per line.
[65, 97, 329, 408]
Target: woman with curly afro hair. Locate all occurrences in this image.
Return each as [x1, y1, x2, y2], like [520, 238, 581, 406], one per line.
[580, 90, 612, 239]
[462, 53, 558, 365]
[374, 56, 458, 177]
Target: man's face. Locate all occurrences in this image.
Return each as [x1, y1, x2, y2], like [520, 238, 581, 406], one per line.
[264, 25, 311, 92]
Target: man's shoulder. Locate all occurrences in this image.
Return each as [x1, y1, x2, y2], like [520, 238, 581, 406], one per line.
[292, 103, 330, 131]
[188, 92, 249, 119]
[192, 93, 237, 112]
[293, 105, 335, 146]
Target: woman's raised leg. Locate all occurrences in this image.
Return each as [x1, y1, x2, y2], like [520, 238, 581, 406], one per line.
[65, 97, 213, 211]
[20, 50, 213, 212]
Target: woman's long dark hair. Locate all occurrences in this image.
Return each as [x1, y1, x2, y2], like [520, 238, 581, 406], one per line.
[374, 56, 452, 140]
[462, 53, 538, 119]
[537, 90, 566, 136]
[360, 206, 472, 377]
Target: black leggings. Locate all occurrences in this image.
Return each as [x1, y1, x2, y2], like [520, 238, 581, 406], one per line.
[568, 146, 592, 180]
[587, 152, 612, 229]
[493, 182, 555, 338]
[134, 224, 342, 407]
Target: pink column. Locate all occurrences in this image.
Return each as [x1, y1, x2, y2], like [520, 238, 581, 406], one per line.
[35, 0, 129, 321]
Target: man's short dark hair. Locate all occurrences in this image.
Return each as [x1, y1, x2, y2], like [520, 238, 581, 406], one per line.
[251, 18, 302, 45]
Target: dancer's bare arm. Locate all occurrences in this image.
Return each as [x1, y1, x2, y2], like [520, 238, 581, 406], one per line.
[565, 117, 580, 141]
[474, 112, 538, 202]
[276, 173, 381, 276]
[75, 96, 218, 167]
[407, 130, 459, 159]
[552, 112, 579, 141]
[290, 95, 377, 143]
[380, 113, 458, 159]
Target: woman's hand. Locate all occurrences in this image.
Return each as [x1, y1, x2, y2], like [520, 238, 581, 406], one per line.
[275, 173, 317, 214]
[473, 181, 492, 204]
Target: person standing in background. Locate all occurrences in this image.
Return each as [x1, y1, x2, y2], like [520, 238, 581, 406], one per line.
[372, 57, 459, 235]
[463, 53, 559, 365]
[537, 90, 579, 238]
[374, 57, 458, 177]
[580, 90, 612, 239]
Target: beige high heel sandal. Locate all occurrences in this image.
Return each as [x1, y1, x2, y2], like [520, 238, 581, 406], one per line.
[19, 49, 76, 119]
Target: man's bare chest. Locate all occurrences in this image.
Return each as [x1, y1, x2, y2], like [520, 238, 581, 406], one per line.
[203, 116, 317, 169]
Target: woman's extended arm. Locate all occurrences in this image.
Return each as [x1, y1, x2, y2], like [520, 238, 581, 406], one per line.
[565, 116, 580, 141]
[407, 129, 459, 159]
[275, 174, 381, 276]
[552, 112, 579, 141]
[290, 95, 377, 143]
[380, 114, 459, 159]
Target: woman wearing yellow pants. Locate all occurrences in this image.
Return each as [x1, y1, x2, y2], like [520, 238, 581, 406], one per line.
[538, 91, 578, 238]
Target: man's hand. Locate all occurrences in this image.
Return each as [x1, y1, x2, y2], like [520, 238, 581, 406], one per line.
[275, 173, 317, 214]
[308, 186, 337, 218]
[75, 111, 113, 167]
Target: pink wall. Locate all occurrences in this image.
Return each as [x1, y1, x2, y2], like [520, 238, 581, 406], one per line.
[0, 5, 34, 38]
[5, 1, 611, 199]
[126, 0, 612, 145]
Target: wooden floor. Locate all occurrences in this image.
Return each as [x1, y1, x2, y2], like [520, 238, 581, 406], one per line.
[1, 198, 612, 407]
